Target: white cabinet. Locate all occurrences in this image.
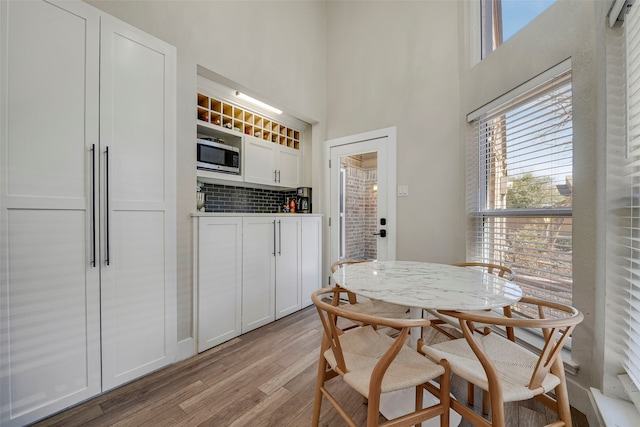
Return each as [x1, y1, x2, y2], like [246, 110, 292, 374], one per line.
[241, 216, 301, 327]
[301, 216, 323, 308]
[99, 14, 177, 393]
[244, 135, 301, 188]
[195, 215, 321, 344]
[241, 216, 301, 332]
[196, 217, 243, 352]
[0, 2, 176, 425]
[275, 217, 302, 319]
[241, 216, 278, 332]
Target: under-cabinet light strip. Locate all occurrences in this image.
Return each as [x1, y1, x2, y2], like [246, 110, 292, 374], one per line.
[235, 91, 283, 115]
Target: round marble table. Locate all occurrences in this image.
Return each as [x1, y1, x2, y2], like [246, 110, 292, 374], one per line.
[331, 260, 523, 311]
[331, 260, 523, 426]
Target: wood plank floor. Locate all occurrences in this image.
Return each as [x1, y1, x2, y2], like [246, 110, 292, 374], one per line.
[33, 307, 589, 427]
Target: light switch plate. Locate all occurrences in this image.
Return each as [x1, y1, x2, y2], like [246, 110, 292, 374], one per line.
[398, 185, 409, 197]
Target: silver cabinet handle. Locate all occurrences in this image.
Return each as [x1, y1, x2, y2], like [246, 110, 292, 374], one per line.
[105, 147, 110, 266]
[278, 220, 282, 255]
[272, 220, 276, 256]
[91, 144, 96, 267]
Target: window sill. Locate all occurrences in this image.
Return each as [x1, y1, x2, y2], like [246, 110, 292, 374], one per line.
[591, 385, 640, 426]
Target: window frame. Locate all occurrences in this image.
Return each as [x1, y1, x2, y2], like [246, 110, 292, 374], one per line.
[467, 59, 574, 313]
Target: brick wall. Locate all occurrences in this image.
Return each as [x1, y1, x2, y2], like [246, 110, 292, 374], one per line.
[199, 183, 296, 213]
[342, 157, 377, 260]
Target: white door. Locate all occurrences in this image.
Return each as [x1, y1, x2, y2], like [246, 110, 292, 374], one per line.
[242, 217, 277, 332]
[326, 128, 397, 272]
[275, 216, 301, 319]
[99, 16, 177, 391]
[0, 1, 102, 426]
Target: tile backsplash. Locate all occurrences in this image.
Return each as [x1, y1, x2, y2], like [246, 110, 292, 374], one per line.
[199, 183, 296, 213]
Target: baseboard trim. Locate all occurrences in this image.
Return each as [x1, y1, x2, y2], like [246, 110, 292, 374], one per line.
[176, 337, 196, 362]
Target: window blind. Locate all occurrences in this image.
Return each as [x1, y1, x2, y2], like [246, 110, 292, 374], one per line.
[468, 68, 573, 311]
[623, 0, 640, 392]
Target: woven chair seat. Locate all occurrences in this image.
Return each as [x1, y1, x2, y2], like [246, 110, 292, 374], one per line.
[422, 332, 561, 403]
[324, 325, 444, 397]
[425, 307, 507, 330]
[341, 298, 410, 319]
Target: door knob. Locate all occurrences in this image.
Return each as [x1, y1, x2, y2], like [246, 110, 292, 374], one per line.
[373, 229, 387, 238]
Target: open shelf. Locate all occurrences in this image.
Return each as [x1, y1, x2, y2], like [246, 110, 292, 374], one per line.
[197, 92, 301, 150]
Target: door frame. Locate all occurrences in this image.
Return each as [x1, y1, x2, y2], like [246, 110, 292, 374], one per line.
[324, 127, 397, 275]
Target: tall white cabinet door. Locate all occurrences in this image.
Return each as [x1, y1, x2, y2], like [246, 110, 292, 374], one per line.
[275, 217, 302, 319]
[242, 217, 276, 332]
[99, 17, 177, 391]
[244, 135, 278, 186]
[301, 216, 322, 308]
[0, 1, 102, 426]
[197, 217, 242, 352]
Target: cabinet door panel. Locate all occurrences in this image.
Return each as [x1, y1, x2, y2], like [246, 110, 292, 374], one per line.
[102, 24, 166, 204]
[198, 217, 242, 352]
[244, 135, 277, 186]
[2, 210, 101, 425]
[0, 1, 101, 426]
[99, 17, 176, 391]
[4, 0, 99, 201]
[275, 217, 301, 319]
[301, 217, 322, 308]
[277, 147, 301, 188]
[101, 211, 170, 390]
[242, 217, 276, 332]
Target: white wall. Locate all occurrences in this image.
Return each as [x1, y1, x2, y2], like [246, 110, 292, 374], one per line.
[85, 0, 327, 349]
[325, 0, 465, 264]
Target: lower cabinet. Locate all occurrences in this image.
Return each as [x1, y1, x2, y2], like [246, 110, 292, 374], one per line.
[196, 217, 243, 352]
[301, 215, 322, 308]
[241, 216, 277, 332]
[195, 215, 321, 352]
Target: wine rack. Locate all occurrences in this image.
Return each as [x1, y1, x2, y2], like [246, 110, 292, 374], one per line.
[197, 93, 300, 150]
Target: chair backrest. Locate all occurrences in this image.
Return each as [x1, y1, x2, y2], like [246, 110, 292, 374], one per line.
[330, 259, 368, 273]
[438, 296, 583, 390]
[452, 262, 514, 280]
[330, 259, 368, 304]
[311, 287, 429, 376]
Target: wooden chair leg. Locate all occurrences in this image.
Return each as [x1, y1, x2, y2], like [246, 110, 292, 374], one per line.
[440, 360, 451, 427]
[415, 384, 424, 427]
[468, 382, 475, 406]
[312, 337, 330, 427]
[553, 358, 573, 427]
[366, 390, 381, 427]
[482, 389, 489, 415]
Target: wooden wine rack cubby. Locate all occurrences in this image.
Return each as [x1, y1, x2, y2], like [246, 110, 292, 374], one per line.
[197, 93, 300, 150]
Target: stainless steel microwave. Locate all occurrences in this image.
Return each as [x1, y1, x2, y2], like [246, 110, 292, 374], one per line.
[197, 139, 240, 174]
